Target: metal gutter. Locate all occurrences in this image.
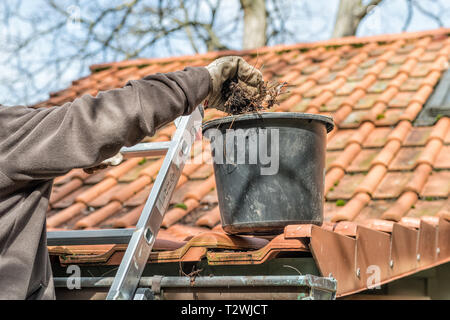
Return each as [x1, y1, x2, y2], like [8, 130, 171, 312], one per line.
[48, 229, 134, 246]
[54, 274, 337, 300]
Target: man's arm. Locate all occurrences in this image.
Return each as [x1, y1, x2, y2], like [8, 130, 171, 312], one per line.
[0, 67, 210, 182]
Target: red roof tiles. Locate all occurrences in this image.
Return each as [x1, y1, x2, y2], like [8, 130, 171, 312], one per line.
[36, 28, 450, 295]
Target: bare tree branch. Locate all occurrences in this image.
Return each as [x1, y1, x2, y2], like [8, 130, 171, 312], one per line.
[411, 0, 443, 27]
[403, 0, 413, 31]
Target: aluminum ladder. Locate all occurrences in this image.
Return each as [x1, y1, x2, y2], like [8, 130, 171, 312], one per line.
[47, 106, 204, 300]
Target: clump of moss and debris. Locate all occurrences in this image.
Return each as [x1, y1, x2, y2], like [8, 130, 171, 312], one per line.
[220, 77, 287, 115]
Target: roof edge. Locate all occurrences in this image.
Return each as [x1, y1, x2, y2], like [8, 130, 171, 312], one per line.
[89, 27, 450, 72]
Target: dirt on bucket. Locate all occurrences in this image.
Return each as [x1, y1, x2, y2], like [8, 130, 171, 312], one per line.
[220, 77, 287, 115]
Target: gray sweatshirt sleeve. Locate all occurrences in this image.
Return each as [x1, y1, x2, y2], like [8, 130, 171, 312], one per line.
[0, 67, 211, 182]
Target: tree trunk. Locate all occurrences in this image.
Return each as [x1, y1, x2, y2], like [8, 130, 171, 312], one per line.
[332, 0, 361, 38]
[332, 0, 383, 38]
[240, 0, 267, 49]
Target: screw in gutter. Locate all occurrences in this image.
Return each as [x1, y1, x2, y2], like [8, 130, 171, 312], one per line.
[436, 247, 440, 255]
[417, 254, 421, 262]
[356, 268, 361, 278]
[389, 260, 394, 268]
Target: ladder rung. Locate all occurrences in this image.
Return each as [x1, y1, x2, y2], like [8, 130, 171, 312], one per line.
[47, 229, 134, 246]
[120, 141, 171, 158]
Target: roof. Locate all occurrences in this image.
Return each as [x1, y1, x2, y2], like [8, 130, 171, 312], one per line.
[40, 28, 450, 297]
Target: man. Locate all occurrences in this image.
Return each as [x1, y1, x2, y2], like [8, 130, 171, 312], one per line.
[0, 56, 263, 299]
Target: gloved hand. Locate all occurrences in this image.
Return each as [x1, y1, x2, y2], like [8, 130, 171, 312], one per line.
[205, 56, 263, 112]
[83, 152, 123, 174]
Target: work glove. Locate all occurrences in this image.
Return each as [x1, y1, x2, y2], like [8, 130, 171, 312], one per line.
[205, 56, 263, 112]
[83, 152, 123, 174]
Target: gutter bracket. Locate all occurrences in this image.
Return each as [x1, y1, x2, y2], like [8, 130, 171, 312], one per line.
[151, 275, 164, 299]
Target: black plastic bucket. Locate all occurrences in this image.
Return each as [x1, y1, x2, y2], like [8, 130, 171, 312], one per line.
[202, 112, 334, 235]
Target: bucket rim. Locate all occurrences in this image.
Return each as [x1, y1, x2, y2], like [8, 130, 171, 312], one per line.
[202, 112, 334, 133]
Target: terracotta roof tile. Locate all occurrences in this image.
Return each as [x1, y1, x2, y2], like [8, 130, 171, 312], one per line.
[325, 167, 346, 193]
[42, 29, 450, 275]
[388, 120, 412, 142]
[326, 173, 366, 200]
[54, 169, 89, 185]
[139, 157, 165, 178]
[162, 198, 199, 228]
[404, 127, 433, 146]
[416, 139, 443, 167]
[196, 206, 221, 228]
[362, 127, 392, 148]
[117, 160, 154, 182]
[355, 93, 379, 109]
[327, 129, 355, 150]
[389, 72, 409, 88]
[355, 164, 388, 195]
[406, 199, 447, 218]
[389, 147, 423, 170]
[113, 204, 144, 228]
[419, 51, 439, 62]
[388, 54, 408, 65]
[331, 192, 371, 222]
[390, 91, 414, 107]
[347, 149, 379, 172]
[168, 179, 205, 204]
[111, 175, 152, 203]
[183, 175, 216, 201]
[382, 191, 419, 221]
[435, 145, 450, 169]
[51, 185, 91, 209]
[400, 77, 425, 91]
[329, 143, 362, 170]
[200, 189, 218, 204]
[75, 177, 117, 204]
[404, 163, 433, 194]
[445, 128, 450, 145]
[326, 150, 342, 170]
[371, 140, 402, 167]
[75, 201, 122, 229]
[188, 164, 214, 180]
[122, 184, 152, 207]
[429, 117, 450, 141]
[399, 102, 422, 121]
[373, 172, 413, 199]
[87, 183, 127, 207]
[422, 171, 450, 198]
[378, 106, 404, 124]
[47, 202, 87, 228]
[49, 178, 83, 205]
[339, 110, 368, 128]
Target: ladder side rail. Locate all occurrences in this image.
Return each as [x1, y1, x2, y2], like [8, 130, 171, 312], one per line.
[106, 106, 203, 300]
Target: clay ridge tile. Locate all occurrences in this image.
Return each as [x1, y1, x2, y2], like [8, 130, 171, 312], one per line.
[87, 28, 450, 71]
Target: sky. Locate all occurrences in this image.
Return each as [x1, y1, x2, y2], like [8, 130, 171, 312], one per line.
[1, 0, 449, 106]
